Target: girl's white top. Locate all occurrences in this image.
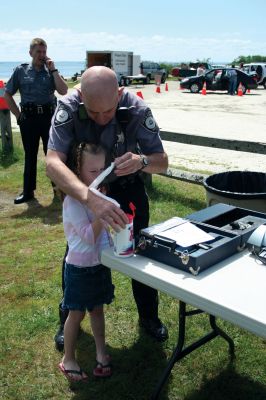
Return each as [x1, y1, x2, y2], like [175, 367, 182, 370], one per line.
[63, 195, 112, 267]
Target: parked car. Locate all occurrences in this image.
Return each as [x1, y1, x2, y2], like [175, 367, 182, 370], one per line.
[211, 64, 227, 69]
[180, 68, 258, 94]
[243, 63, 266, 89]
[140, 61, 166, 84]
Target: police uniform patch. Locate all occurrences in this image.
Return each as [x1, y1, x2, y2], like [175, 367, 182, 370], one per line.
[142, 109, 157, 132]
[117, 132, 125, 144]
[54, 105, 72, 126]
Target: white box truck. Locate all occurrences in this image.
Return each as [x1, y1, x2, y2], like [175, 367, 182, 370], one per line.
[86, 50, 142, 86]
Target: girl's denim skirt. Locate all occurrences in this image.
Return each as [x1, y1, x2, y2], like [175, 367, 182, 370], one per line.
[63, 262, 115, 312]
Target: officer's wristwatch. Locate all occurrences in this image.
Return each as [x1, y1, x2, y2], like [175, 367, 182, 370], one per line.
[140, 155, 149, 169]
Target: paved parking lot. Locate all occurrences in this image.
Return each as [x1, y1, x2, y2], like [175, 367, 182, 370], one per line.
[125, 80, 266, 174]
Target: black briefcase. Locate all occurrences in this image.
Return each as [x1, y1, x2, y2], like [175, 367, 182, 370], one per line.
[137, 217, 242, 275]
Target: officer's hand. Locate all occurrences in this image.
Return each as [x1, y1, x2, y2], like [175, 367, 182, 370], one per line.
[45, 57, 55, 71]
[114, 152, 142, 176]
[88, 192, 128, 232]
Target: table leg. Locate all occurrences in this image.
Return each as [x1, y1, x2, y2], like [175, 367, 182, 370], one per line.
[151, 301, 235, 400]
[209, 314, 235, 358]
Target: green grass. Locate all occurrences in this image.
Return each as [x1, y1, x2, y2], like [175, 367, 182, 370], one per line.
[66, 80, 81, 89]
[0, 138, 266, 400]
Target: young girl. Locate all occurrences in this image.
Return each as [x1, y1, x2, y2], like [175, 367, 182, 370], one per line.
[58, 142, 114, 382]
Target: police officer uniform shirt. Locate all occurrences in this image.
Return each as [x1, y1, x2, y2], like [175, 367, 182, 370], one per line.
[5, 62, 56, 105]
[48, 90, 164, 160]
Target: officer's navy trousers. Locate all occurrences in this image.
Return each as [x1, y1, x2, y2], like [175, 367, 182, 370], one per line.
[19, 114, 51, 194]
[110, 175, 159, 320]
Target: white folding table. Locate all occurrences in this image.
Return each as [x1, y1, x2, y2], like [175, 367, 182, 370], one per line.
[101, 248, 266, 399]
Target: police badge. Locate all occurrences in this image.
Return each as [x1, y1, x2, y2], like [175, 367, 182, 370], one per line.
[142, 109, 157, 132]
[54, 105, 72, 126]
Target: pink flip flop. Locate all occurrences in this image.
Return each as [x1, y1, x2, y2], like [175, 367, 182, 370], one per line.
[58, 362, 88, 382]
[93, 360, 112, 378]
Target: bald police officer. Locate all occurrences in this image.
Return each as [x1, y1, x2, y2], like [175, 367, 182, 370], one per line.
[46, 66, 169, 349]
[4, 38, 68, 204]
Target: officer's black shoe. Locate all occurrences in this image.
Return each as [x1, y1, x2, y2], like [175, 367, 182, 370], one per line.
[54, 325, 65, 352]
[14, 191, 34, 204]
[139, 318, 169, 342]
[54, 305, 69, 352]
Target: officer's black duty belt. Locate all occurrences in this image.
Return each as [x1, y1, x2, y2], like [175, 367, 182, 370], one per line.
[21, 102, 55, 116]
[110, 174, 141, 189]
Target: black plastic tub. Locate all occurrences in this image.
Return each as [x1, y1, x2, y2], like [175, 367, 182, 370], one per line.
[203, 171, 266, 212]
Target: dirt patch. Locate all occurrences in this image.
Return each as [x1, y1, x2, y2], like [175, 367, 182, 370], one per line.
[0, 190, 17, 216]
[0, 189, 62, 222]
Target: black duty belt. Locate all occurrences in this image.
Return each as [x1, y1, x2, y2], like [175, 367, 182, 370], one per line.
[21, 102, 56, 116]
[110, 174, 142, 189]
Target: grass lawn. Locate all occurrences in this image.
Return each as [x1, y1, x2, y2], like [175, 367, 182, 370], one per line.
[0, 133, 265, 400]
[66, 80, 81, 89]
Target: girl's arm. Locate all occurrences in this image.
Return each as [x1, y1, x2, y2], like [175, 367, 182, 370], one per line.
[64, 196, 105, 245]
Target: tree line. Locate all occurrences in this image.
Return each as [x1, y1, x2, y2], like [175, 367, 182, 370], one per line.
[232, 55, 266, 64]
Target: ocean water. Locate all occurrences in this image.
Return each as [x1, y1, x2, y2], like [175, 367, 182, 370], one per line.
[0, 61, 86, 80]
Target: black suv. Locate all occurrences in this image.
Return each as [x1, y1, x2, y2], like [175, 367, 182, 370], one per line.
[180, 68, 258, 94]
[140, 61, 166, 84]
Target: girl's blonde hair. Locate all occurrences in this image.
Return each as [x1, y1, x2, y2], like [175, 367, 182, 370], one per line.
[55, 143, 106, 202]
[75, 142, 106, 178]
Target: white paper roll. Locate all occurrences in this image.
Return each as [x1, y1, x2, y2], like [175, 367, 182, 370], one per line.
[89, 162, 115, 189]
[88, 162, 120, 207]
[89, 187, 120, 207]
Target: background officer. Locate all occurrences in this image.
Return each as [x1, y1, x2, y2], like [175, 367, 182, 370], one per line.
[46, 66, 169, 350]
[4, 37, 68, 204]
[227, 65, 238, 96]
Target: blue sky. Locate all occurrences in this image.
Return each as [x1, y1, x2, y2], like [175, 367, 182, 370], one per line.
[0, 0, 265, 63]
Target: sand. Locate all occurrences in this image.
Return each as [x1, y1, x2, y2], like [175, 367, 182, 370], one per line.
[126, 81, 266, 174]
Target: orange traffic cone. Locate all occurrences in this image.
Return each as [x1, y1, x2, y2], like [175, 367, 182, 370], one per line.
[156, 85, 161, 93]
[136, 91, 144, 99]
[201, 81, 207, 95]
[165, 83, 169, 91]
[237, 82, 243, 96]
[247, 88, 250, 94]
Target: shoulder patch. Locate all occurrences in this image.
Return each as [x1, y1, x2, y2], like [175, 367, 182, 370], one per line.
[142, 109, 158, 132]
[54, 105, 72, 126]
